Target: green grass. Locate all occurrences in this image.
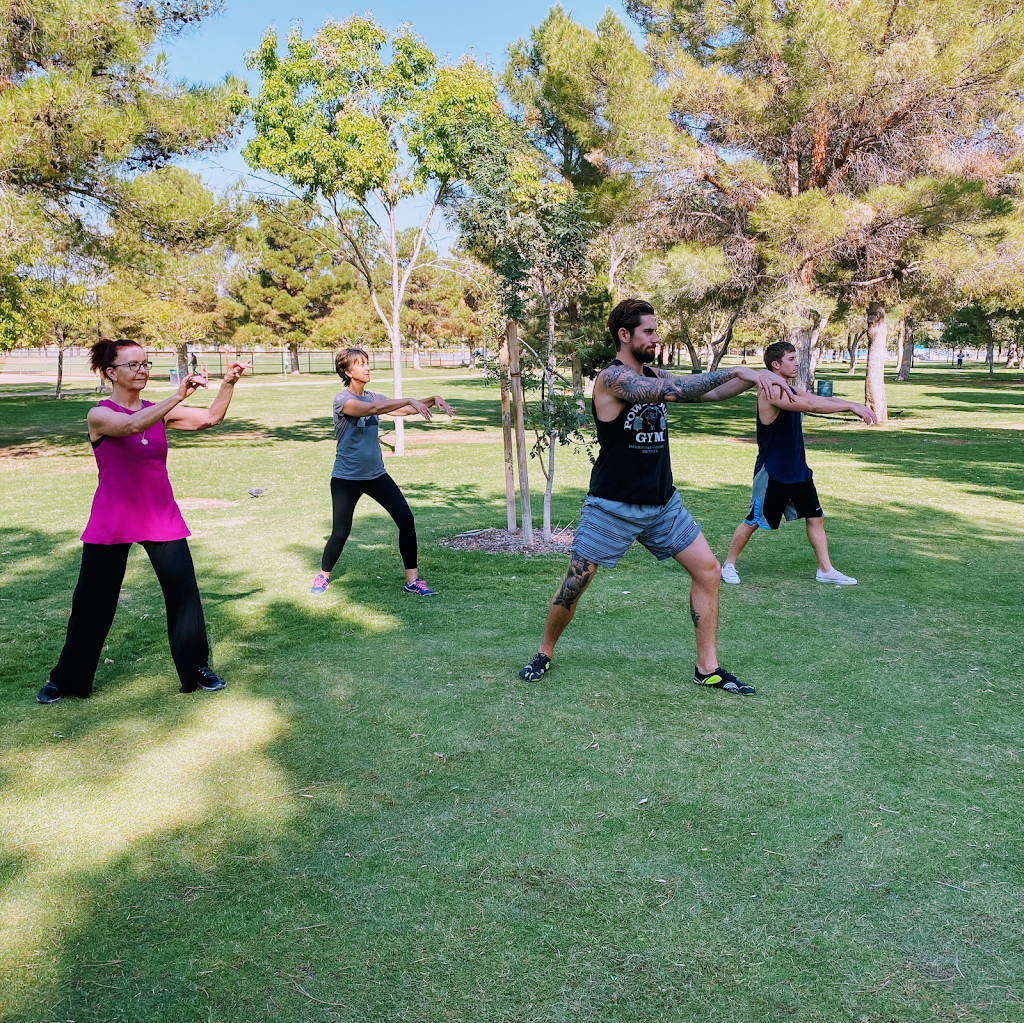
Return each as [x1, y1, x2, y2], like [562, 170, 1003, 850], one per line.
[1, 365, 1023, 1023]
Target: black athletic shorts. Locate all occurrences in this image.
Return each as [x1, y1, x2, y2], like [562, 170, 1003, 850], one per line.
[744, 468, 822, 530]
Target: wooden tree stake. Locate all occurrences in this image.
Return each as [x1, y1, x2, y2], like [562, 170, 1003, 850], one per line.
[507, 320, 534, 544]
[498, 332, 517, 532]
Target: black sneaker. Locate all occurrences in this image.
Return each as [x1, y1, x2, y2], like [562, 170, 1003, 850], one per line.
[36, 683, 62, 704]
[693, 665, 755, 695]
[180, 667, 226, 694]
[519, 653, 551, 681]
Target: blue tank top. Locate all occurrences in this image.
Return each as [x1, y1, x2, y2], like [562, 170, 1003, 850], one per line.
[754, 384, 812, 484]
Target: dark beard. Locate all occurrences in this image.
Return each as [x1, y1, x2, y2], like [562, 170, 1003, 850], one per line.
[631, 343, 656, 364]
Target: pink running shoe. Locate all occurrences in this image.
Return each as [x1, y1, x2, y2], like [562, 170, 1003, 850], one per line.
[403, 578, 438, 596]
[311, 571, 330, 595]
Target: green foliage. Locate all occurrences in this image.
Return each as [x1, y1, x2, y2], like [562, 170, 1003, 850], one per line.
[233, 202, 355, 351]
[242, 17, 500, 214]
[504, 6, 665, 186]
[102, 168, 249, 361]
[0, 0, 244, 252]
[456, 139, 594, 323]
[241, 15, 503, 386]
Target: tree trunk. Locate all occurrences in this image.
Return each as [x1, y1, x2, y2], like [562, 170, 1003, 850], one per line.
[390, 316, 405, 456]
[176, 342, 188, 377]
[413, 338, 421, 371]
[897, 314, 914, 381]
[792, 309, 828, 391]
[865, 302, 889, 423]
[846, 330, 862, 374]
[289, 342, 300, 374]
[507, 321, 533, 544]
[543, 305, 556, 544]
[54, 327, 66, 399]
[499, 330, 517, 533]
[679, 320, 702, 373]
[709, 308, 741, 371]
[987, 337, 995, 377]
[571, 351, 585, 417]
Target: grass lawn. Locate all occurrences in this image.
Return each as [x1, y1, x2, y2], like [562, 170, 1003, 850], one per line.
[1, 363, 1023, 1023]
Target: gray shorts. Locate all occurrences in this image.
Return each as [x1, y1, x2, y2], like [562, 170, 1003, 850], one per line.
[572, 492, 702, 567]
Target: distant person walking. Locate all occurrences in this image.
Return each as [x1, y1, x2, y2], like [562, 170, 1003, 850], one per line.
[37, 339, 251, 703]
[720, 341, 876, 588]
[310, 347, 454, 598]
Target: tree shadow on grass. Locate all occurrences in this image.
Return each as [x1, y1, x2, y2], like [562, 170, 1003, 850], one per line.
[3, 488, 1024, 1022]
[922, 388, 1024, 411]
[835, 425, 1024, 502]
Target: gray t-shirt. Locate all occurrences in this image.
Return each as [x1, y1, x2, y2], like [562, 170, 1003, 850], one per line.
[332, 389, 387, 480]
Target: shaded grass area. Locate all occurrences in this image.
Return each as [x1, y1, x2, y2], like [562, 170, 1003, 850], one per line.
[1, 368, 1023, 1022]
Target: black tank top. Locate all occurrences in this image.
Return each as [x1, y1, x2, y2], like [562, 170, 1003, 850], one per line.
[588, 361, 674, 505]
[754, 383, 812, 484]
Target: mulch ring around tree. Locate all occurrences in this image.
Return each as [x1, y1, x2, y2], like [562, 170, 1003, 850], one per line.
[438, 527, 574, 557]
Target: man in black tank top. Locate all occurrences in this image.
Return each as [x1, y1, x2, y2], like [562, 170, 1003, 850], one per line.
[519, 299, 769, 696]
[721, 340, 876, 587]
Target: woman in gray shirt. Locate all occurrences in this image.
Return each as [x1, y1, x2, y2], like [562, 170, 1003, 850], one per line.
[311, 347, 454, 596]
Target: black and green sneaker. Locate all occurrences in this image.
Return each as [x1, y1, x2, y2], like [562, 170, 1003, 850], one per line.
[519, 653, 551, 681]
[693, 665, 755, 695]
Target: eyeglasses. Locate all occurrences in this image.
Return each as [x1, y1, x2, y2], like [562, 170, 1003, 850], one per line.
[111, 361, 153, 372]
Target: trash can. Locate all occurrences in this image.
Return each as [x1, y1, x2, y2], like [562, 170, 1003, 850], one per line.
[816, 379, 833, 397]
[169, 369, 180, 386]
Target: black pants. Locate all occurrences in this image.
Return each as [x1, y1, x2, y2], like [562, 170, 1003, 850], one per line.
[49, 539, 210, 697]
[321, 474, 417, 573]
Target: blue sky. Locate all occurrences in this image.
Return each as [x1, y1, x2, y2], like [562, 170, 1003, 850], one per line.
[161, 1, 632, 244]
[163, 1, 631, 84]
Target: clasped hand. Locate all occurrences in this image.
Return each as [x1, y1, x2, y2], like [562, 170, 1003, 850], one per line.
[176, 358, 251, 400]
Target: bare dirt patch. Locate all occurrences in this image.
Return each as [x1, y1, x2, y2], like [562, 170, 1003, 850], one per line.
[439, 527, 574, 557]
[0, 441, 56, 459]
[178, 498, 241, 510]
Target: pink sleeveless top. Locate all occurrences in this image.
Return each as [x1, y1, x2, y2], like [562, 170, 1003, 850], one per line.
[80, 400, 190, 545]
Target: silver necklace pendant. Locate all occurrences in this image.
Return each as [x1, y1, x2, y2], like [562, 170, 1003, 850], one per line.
[141, 437, 149, 445]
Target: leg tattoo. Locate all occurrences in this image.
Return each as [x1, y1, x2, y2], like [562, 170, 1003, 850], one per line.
[690, 601, 700, 629]
[553, 553, 595, 612]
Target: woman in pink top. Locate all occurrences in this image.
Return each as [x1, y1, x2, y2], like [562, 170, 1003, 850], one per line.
[37, 339, 250, 703]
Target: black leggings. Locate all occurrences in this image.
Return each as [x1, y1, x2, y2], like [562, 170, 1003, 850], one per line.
[321, 474, 417, 573]
[49, 539, 210, 697]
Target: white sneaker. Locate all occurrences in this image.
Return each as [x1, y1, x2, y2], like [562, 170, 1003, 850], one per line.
[721, 563, 741, 584]
[816, 567, 857, 585]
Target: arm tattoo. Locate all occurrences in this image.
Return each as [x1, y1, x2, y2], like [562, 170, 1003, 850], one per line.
[690, 601, 700, 630]
[552, 552, 596, 611]
[602, 364, 731, 404]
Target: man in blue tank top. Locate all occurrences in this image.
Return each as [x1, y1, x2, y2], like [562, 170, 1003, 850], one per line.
[720, 341, 876, 587]
[519, 299, 768, 696]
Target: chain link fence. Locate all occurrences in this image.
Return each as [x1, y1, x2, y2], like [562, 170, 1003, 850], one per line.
[0, 346, 479, 381]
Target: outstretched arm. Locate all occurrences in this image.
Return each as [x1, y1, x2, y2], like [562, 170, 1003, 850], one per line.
[602, 363, 746, 404]
[342, 395, 434, 419]
[388, 395, 456, 418]
[698, 366, 765, 402]
[759, 374, 877, 424]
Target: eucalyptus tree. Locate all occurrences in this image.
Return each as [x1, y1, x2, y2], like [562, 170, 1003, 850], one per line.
[243, 16, 502, 454]
[456, 140, 595, 542]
